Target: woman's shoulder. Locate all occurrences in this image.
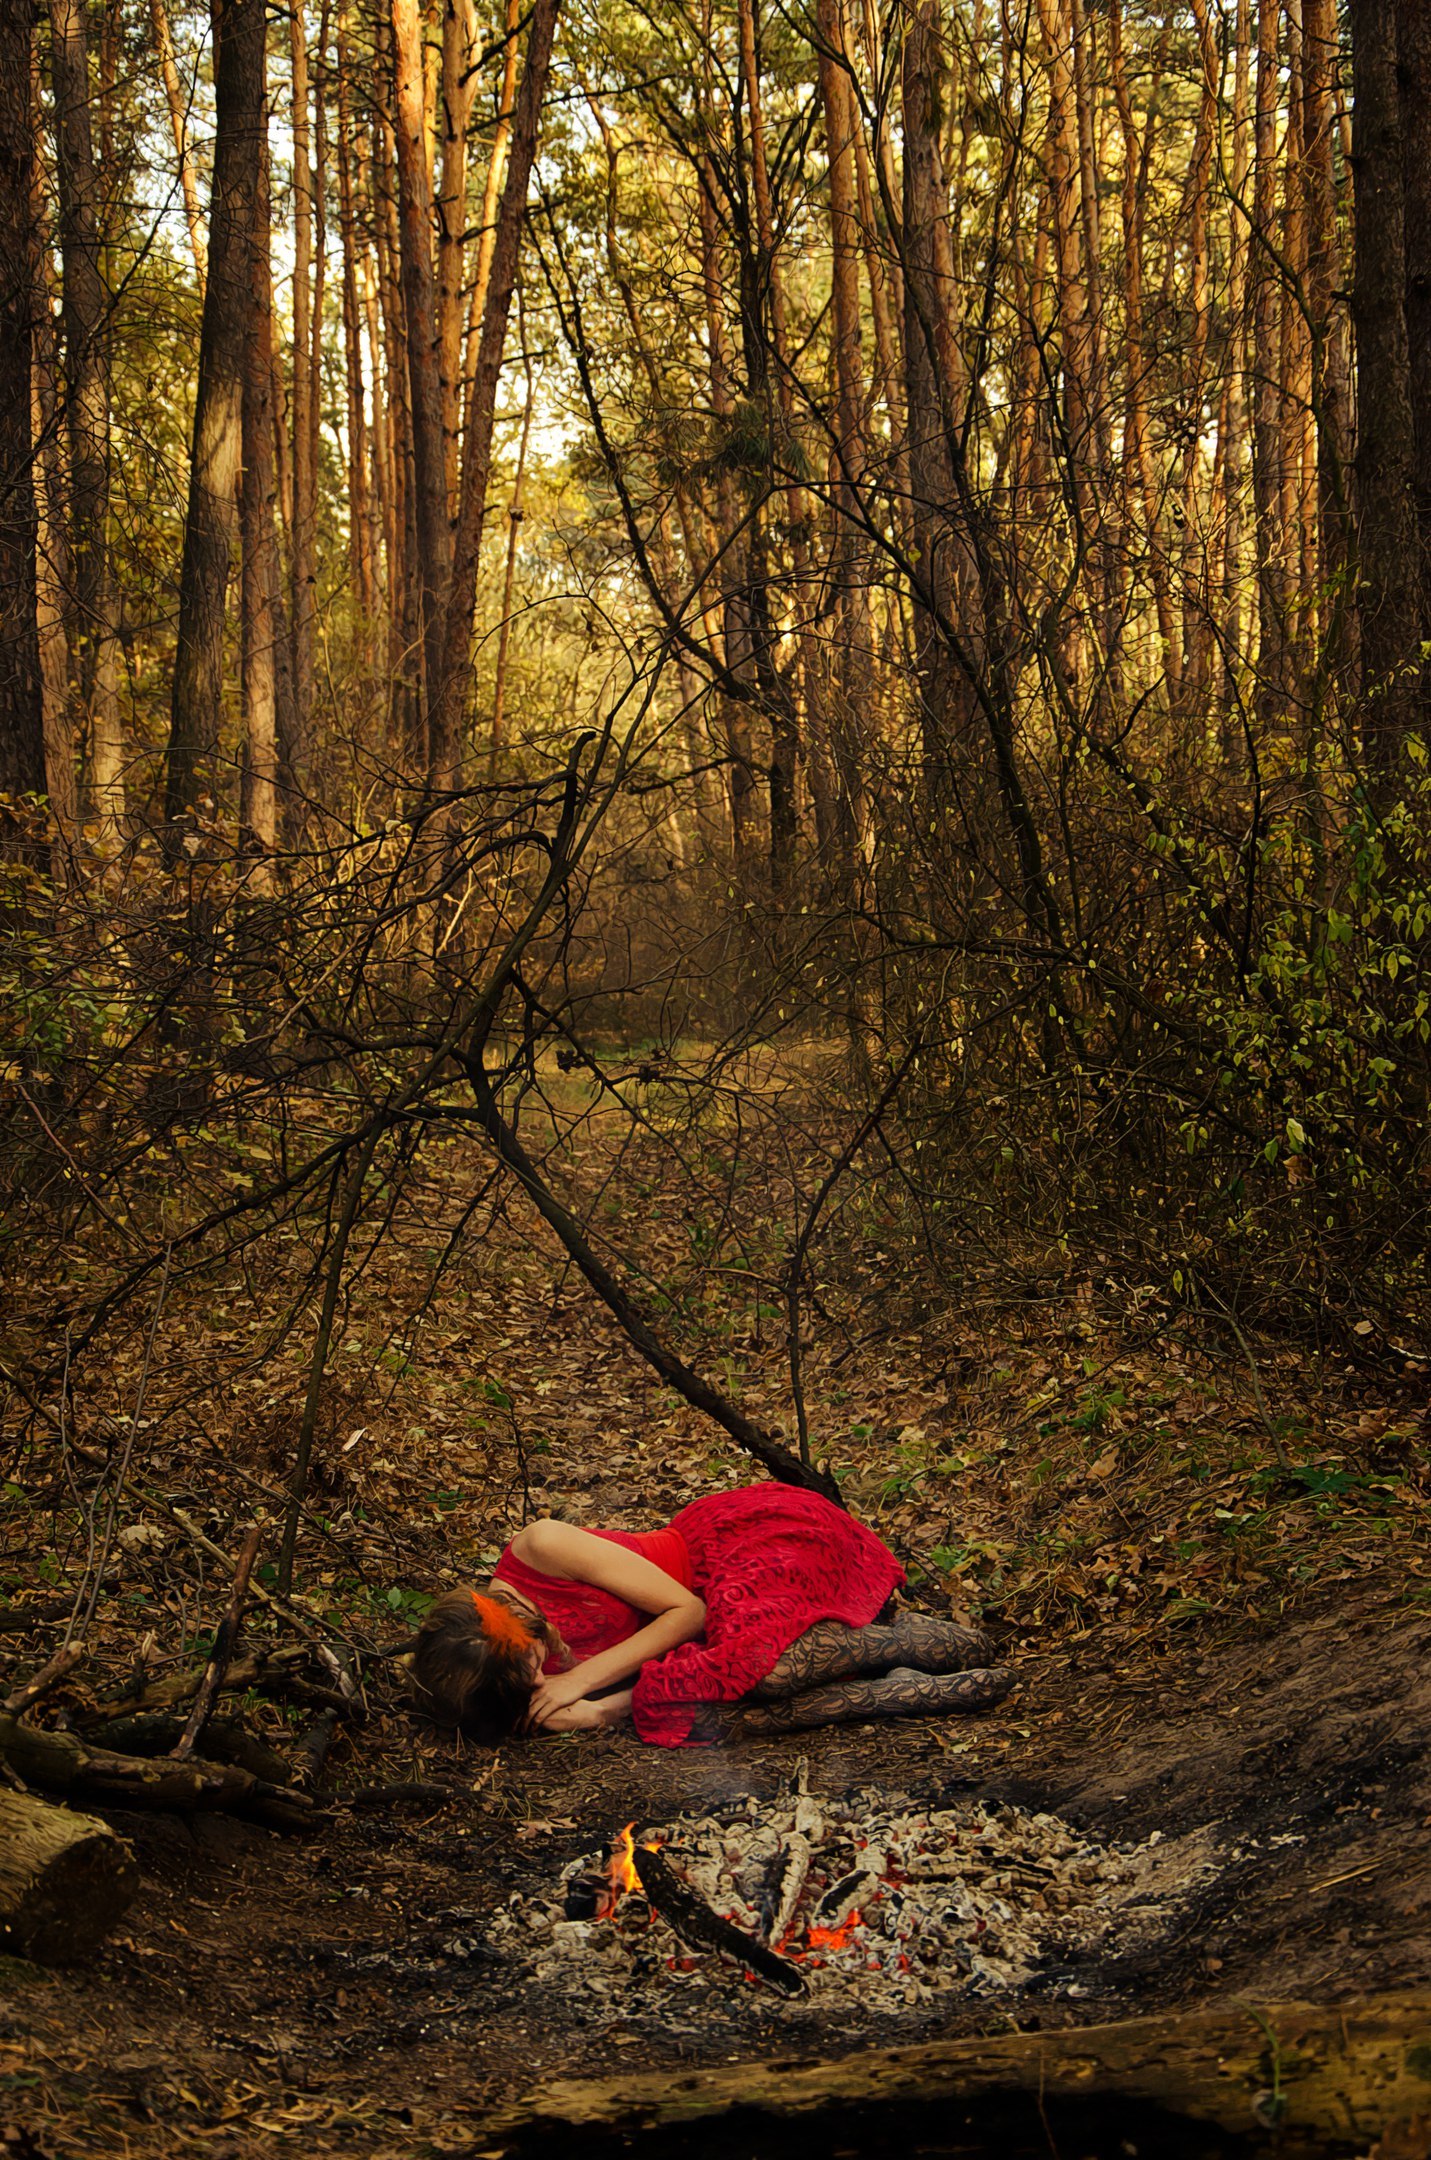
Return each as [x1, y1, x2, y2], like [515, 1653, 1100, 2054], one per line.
[507, 1519, 566, 1570]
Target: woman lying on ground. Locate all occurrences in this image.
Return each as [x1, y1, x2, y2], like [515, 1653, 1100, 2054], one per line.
[412, 1481, 1013, 1748]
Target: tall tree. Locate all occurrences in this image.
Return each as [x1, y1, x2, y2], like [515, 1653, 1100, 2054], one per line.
[288, 0, 316, 772]
[815, 0, 869, 857]
[49, 0, 124, 837]
[436, 0, 476, 506]
[239, 65, 280, 860]
[1400, 0, 1431, 636]
[164, 0, 266, 826]
[0, 0, 44, 808]
[335, 3, 374, 615]
[150, 0, 206, 275]
[1349, 0, 1423, 779]
[901, 0, 981, 799]
[1251, 0, 1288, 717]
[391, 0, 453, 766]
[1303, 0, 1352, 671]
[431, 0, 559, 798]
[28, 55, 74, 826]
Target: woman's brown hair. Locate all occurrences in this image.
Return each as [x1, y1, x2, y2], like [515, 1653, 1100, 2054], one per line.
[412, 1587, 563, 1743]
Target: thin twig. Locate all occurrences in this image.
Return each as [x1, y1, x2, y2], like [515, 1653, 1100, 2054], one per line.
[172, 1523, 265, 1758]
[71, 1244, 173, 1649]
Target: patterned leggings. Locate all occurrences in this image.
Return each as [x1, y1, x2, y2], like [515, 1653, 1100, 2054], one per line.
[735, 1616, 1014, 1732]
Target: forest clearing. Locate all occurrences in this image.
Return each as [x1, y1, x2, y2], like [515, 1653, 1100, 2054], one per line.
[2, 0, 1431, 2150]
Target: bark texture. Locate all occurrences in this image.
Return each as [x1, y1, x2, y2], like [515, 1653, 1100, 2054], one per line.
[49, 0, 124, 835]
[432, 0, 559, 797]
[165, 0, 266, 826]
[1350, 0, 1423, 777]
[1400, 0, 1431, 635]
[491, 1997, 1431, 2147]
[0, 0, 45, 806]
[391, 0, 453, 759]
[240, 81, 279, 859]
[0, 1787, 138, 1963]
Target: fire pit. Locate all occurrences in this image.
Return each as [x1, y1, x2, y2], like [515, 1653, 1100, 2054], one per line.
[488, 1768, 1216, 2019]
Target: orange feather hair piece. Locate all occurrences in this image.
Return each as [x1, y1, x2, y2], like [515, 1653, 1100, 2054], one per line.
[470, 1591, 532, 1652]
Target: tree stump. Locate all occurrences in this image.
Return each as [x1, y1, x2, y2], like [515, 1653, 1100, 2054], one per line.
[0, 1787, 138, 1963]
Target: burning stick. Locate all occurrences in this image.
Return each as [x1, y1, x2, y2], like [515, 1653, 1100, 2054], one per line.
[759, 1832, 810, 1945]
[633, 1843, 806, 1998]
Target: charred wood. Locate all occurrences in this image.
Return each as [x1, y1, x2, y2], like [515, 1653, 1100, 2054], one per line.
[633, 1843, 805, 1998]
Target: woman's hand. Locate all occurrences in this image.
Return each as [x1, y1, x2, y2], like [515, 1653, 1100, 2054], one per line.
[526, 1667, 600, 1729]
[530, 1689, 633, 1736]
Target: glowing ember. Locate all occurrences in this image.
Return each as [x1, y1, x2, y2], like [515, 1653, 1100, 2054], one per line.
[806, 1911, 862, 1953]
[521, 1784, 1216, 2014]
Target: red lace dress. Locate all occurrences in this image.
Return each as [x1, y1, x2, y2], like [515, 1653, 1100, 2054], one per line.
[491, 1485, 904, 1748]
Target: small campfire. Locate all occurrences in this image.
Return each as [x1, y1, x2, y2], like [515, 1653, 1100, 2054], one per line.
[489, 1768, 1215, 2018]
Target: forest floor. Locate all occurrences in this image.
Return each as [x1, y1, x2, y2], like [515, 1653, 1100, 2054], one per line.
[2, 1109, 1430, 2159]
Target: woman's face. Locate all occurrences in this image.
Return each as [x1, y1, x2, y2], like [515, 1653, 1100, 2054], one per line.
[524, 1638, 547, 1685]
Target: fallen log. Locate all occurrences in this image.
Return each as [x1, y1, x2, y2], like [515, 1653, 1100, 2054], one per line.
[88, 1713, 295, 1786]
[0, 1598, 71, 1637]
[80, 1644, 355, 1726]
[0, 1788, 138, 1963]
[482, 1994, 1431, 2151]
[0, 1713, 316, 1831]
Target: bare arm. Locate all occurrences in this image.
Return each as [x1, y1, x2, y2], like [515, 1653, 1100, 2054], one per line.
[511, 1521, 704, 1724]
[538, 1689, 633, 1734]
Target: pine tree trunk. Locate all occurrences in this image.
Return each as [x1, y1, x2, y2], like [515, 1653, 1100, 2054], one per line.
[901, 0, 981, 808]
[1251, 0, 1288, 720]
[461, 0, 521, 393]
[49, 0, 124, 841]
[1304, 0, 1352, 676]
[373, 49, 423, 767]
[1350, 0, 1423, 778]
[432, 0, 558, 800]
[391, 0, 452, 768]
[437, 0, 476, 508]
[149, 0, 206, 276]
[164, 0, 265, 826]
[27, 62, 75, 830]
[696, 165, 756, 858]
[288, 0, 315, 781]
[738, 0, 809, 884]
[1109, 0, 1178, 695]
[815, 0, 869, 862]
[0, 0, 45, 810]
[239, 82, 279, 863]
[1400, 0, 1431, 634]
[336, 5, 373, 617]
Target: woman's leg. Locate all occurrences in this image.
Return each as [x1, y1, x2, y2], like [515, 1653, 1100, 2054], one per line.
[741, 1665, 1014, 1731]
[749, 1616, 992, 1702]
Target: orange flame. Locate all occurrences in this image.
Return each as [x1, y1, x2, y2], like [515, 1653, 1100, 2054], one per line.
[610, 1822, 640, 1899]
[805, 1909, 862, 1953]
